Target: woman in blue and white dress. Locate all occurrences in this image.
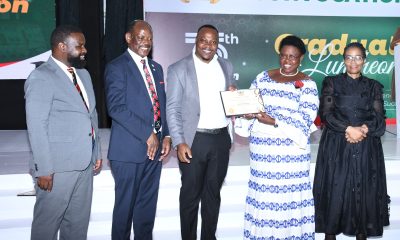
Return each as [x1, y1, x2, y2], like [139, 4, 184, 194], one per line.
[242, 35, 319, 240]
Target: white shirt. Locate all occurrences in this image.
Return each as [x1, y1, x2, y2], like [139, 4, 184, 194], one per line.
[193, 51, 229, 129]
[127, 48, 158, 103]
[52, 56, 90, 109]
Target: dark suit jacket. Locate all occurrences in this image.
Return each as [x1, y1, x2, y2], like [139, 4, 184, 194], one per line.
[105, 51, 169, 163]
[25, 57, 101, 177]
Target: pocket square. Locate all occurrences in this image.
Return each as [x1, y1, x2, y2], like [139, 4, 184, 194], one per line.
[160, 81, 164, 84]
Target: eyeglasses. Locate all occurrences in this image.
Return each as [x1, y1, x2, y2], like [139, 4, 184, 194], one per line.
[279, 54, 300, 61]
[344, 55, 364, 63]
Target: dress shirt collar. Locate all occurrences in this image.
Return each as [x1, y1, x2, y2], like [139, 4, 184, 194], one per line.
[51, 56, 90, 108]
[127, 48, 148, 66]
[51, 56, 74, 78]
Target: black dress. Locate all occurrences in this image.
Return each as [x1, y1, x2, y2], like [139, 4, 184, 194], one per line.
[313, 73, 390, 237]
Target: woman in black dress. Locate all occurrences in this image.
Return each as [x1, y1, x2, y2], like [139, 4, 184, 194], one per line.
[313, 42, 390, 240]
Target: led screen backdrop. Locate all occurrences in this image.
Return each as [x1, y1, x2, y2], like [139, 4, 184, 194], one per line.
[0, 0, 55, 80]
[144, 0, 399, 120]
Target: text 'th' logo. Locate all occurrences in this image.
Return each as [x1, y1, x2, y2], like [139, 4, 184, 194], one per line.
[185, 32, 239, 59]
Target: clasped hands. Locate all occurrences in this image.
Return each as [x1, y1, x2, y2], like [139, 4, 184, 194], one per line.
[345, 124, 368, 143]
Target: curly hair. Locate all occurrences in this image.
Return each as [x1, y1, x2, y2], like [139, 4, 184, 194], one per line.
[279, 35, 306, 56]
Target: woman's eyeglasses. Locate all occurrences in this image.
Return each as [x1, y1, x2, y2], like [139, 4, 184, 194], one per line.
[344, 55, 364, 63]
[279, 54, 300, 61]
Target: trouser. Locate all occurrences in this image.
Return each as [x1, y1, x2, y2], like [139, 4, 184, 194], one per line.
[31, 163, 93, 240]
[179, 128, 231, 240]
[110, 158, 162, 240]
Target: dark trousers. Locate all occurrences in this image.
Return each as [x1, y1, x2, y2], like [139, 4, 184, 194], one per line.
[110, 159, 162, 240]
[179, 129, 231, 240]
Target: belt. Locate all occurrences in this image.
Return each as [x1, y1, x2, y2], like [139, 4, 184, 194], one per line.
[196, 127, 227, 134]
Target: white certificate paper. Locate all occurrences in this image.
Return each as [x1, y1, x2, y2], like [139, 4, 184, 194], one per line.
[220, 89, 265, 117]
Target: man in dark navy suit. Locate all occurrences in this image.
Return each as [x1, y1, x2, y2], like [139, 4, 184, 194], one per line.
[104, 20, 171, 240]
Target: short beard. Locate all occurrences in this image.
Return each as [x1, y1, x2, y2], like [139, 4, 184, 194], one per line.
[68, 55, 86, 69]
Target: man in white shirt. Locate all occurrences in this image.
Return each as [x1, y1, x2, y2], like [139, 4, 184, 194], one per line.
[166, 24, 236, 240]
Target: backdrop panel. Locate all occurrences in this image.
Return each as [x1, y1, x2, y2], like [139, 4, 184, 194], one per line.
[0, 0, 55, 80]
[145, 0, 399, 120]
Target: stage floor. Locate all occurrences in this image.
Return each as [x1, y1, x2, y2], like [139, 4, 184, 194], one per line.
[1, 127, 399, 239]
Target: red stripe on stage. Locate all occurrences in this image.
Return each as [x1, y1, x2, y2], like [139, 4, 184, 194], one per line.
[0, 62, 17, 67]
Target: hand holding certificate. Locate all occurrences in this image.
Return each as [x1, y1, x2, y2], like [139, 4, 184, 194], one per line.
[220, 89, 265, 117]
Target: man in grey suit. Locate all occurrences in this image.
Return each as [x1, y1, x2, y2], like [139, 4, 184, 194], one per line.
[25, 25, 102, 240]
[166, 24, 236, 240]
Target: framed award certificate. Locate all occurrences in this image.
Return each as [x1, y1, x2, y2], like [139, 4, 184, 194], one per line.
[220, 89, 265, 117]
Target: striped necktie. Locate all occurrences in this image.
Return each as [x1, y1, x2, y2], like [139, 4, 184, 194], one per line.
[141, 59, 161, 132]
[67, 67, 88, 110]
[67, 67, 94, 144]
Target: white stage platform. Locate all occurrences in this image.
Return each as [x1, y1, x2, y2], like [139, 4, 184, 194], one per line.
[0, 163, 399, 240]
[0, 128, 399, 239]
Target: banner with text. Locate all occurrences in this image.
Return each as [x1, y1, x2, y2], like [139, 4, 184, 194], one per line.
[0, 0, 55, 80]
[145, 0, 399, 119]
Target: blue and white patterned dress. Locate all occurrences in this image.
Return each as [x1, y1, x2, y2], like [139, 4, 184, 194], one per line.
[243, 71, 319, 240]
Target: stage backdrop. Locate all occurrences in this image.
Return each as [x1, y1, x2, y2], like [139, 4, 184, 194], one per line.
[0, 0, 55, 79]
[144, 0, 399, 121]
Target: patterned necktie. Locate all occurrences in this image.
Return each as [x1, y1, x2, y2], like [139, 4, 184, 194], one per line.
[67, 67, 88, 111]
[67, 67, 94, 143]
[140, 59, 161, 132]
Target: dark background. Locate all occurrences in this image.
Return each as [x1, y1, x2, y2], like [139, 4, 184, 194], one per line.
[0, 0, 144, 129]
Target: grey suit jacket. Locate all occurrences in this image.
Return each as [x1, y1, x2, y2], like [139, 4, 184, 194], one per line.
[25, 57, 101, 177]
[166, 54, 235, 149]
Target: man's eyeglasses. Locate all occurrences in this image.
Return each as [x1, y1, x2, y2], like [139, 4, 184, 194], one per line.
[279, 54, 300, 61]
[344, 55, 364, 63]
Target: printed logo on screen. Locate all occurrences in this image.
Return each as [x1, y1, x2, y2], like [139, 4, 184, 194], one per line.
[0, 0, 29, 14]
[185, 32, 239, 59]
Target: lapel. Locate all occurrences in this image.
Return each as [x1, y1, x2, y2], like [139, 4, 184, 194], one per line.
[148, 58, 164, 102]
[124, 52, 152, 106]
[76, 69, 95, 113]
[189, 55, 227, 101]
[47, 57, 89, 113]
[188, 55, 200, 103]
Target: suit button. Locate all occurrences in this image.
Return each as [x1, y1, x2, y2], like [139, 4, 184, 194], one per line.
[89, 133, 92, 137]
